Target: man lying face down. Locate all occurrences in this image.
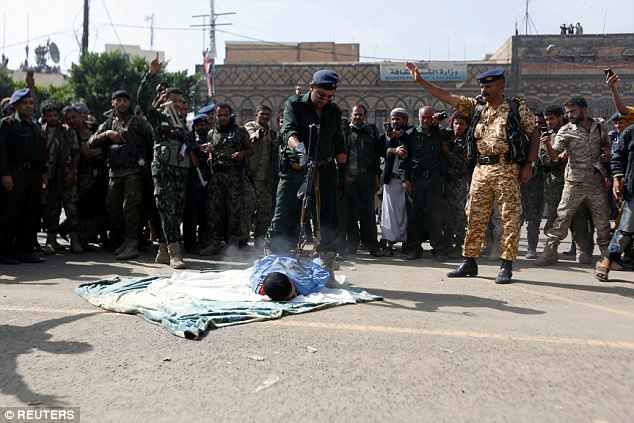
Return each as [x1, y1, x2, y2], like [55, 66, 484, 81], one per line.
[250, 254, 333, 301]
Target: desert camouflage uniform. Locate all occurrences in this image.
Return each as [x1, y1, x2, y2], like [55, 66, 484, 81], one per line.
[542, 119, 610, 253]
[206, 124, 251, 250]
[243, 121, 277, 243]
[456, 96, 535, 261]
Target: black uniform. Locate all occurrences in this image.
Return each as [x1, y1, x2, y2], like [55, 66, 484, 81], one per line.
[0, 113, 46, 261]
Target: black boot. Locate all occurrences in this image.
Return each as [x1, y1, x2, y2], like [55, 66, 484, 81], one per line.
[495, 259, 513, 284]
[447, 257, 478, 277]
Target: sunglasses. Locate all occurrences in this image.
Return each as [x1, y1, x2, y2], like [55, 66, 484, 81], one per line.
[314, 90, 336, 101]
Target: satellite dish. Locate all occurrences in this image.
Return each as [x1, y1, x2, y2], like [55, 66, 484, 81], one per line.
[49, 42, 60, 64]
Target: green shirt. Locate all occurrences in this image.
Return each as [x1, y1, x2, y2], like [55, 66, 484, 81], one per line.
[282, 93, 345, 162]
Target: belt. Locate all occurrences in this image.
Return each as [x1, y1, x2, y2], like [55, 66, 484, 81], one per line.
[477, 154, 500, 165]
[290, 156, 333, 171]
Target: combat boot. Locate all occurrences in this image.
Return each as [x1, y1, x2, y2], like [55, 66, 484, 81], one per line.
[69, 233, 85, 254]
[115, 239, 138, 260]
[319, 251, 337, 279]
[535, 239, 559, 266]
[167, 243, 186, 269]
[43, 232, 60, 255]
[525, 249, 537, 259]
[495, 259, 513, 284]
[114, 240, 127, 256]
[155, 243, 170, 265]
[447, 257, 478, 277]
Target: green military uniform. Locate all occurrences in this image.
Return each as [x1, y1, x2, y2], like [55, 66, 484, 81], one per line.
[265, 92, 346, 254]
[342, 121, 382, 254]
[243, 121, 277, 244]
[0, 112, 46, 261]
[204, 122, 250, 252]
[89, 108, 152, 248]
[137, 73, 191, 246]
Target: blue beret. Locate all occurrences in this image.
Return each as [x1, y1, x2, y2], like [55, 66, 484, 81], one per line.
[476, 68, 505, 83]
[9, 88, 31, 105]
[111, 90, 131, 100]
[198, 104, 216, 114]
[193, 113, 208, 123]
[312, 69, 339, 90]
[610, 111, 625, 121]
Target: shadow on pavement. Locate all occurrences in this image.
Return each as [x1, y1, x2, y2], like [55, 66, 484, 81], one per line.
[366, 287, 546, 315]
[0, 314, 96, 406]
[514, 279, 634, 298]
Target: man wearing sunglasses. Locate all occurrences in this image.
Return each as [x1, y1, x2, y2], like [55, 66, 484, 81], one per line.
[265, 69, 347, 278]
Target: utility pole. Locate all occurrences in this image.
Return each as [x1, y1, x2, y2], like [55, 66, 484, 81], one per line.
[81, 0, 89, 57]
[146, 13, 155, 50]
[191, 0, 234, 98]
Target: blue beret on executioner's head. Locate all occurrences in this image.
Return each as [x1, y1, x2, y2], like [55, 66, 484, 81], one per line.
[198, 104, 216, 115]
[610, 111, 625, 121]
[9, 88, 31, 105]
[475, 68, 506, 83]
[312, 69, 339, 90]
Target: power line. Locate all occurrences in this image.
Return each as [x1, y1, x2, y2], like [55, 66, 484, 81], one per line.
[100, 0, 126, 55]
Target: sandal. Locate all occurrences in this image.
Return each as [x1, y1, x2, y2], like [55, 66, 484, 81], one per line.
[594, 257, 610, 282]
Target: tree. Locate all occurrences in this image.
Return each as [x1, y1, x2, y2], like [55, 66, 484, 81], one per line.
[0, 68, 15, 100]
[66, 51, 200, 121]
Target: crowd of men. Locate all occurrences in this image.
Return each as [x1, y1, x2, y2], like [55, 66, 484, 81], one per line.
[1, 58, 633, 284]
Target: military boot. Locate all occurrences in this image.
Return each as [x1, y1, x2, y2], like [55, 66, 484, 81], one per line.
[114, 240, 127, 256]
[167, 242, 186, 269]
[43, 232, 60, 255]
[69, 233, 85, 254]
[155, 243, 170, 265]
[447, 257, 478, 277]
[319, 251, 337, 279]
[115, 239, 138, 260]
[535, 239, 559, 266]
[495, 259, 513, 284]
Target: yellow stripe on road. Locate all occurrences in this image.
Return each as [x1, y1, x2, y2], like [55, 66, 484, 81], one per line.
[273, 320, 634, 350]
[0, 305, 106, 315]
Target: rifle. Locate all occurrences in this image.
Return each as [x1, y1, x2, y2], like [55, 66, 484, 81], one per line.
[296, 123, 320, 260]
[160, 101, 207, 187]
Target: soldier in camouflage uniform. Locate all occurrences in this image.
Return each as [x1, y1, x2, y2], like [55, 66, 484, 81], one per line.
[540, 105, 594, 263]
[342, 104, 382, 256]
[89, 90, 153, 260]
[244, 105, 277, 248]
[138, 54, 192, 268]
[406, 63, 539, 283]
[40, 100, 83, 254]
[199, 103, 251, 254]
[64, 105, 106, 250]
[536, 97, 611, 266]
[442, 112, 472, 259]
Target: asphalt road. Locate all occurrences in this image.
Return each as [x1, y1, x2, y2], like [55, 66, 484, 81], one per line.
[1, 231, 633, 423]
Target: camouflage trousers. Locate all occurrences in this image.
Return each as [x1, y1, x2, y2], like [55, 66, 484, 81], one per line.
[463, 162, 522, 261]
[442, 176, 470, 253]
[245, 179, 274, 240]
[521, 168, 545, 251]
[153, 163, 188, 244]
[43, 183, 80, 233]
[545, 174, 610, 250]
[543, 169, 595, 253]
[107, 172, 143, 242]
[207, 168, 243, 247]
[240, 180, 256, 243]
